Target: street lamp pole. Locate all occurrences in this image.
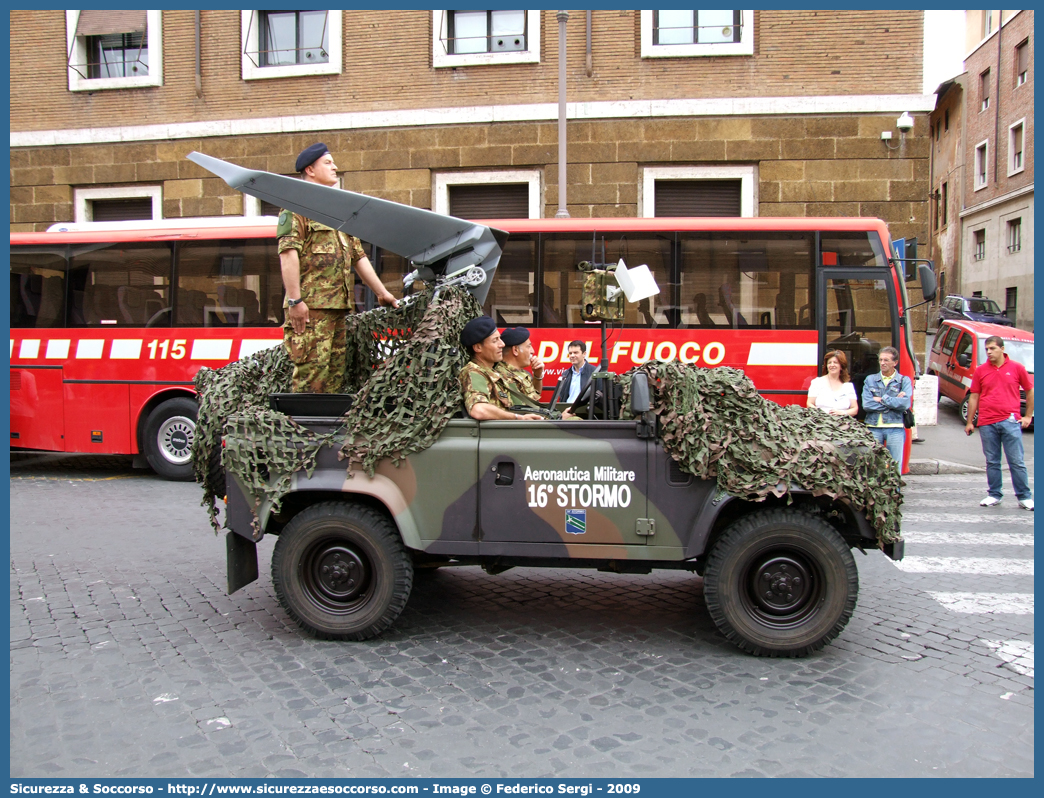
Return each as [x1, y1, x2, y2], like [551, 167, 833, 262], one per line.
[555, 9, 570, 218]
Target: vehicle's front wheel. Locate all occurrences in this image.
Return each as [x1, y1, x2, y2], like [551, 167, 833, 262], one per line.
[143, 397, 197, 481]
[703, 508, 858, 657]
[272, 502, 413, 640]
[959, 394, 979, 425]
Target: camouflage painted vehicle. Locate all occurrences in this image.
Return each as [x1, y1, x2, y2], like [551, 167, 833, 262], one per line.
[223, 376, 904, 658]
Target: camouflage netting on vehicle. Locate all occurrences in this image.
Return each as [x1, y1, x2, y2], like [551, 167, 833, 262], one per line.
[192, 343, 294, 527]
[192, 286, 480, 531]
[623, 362, 904, 546]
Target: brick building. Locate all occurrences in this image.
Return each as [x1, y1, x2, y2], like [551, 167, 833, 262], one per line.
[929, 10, 1033, 330]
[12, 9, 933, 237]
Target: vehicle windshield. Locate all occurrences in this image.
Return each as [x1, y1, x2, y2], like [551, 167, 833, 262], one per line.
[967, 299, 1002, 314]
[979, 339, 1034, 373]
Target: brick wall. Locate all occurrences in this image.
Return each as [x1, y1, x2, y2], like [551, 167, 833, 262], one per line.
[11, 10, 923, 133]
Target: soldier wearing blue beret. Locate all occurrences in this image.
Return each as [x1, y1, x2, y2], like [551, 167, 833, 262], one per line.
[458, 318, 545, 421]
[497, 327, 544, 403]
[277, 143, 399, 393]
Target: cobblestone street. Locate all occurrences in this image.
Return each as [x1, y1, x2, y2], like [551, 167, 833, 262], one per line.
[10, 451, 1033, 778]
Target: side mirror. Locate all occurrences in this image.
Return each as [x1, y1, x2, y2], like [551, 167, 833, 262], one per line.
[631, 372, 651, 413]
[957, 353, 971, 368]
[917, 263, 937, 302]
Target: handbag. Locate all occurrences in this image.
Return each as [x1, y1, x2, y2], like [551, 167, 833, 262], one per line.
[903, 408, 915, 429]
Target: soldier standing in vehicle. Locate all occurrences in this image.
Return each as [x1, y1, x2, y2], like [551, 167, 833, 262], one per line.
[278, 143, 399, 393]
[458, 317, 545, 421]
[497, 327, 544, 402]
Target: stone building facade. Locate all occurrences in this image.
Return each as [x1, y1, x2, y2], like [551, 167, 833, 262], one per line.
[12, 9, 933, 242]
[934, 10, 1034, 330]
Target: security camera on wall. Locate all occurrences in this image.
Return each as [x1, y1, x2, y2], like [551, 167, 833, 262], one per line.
[896, 112, 914, 132]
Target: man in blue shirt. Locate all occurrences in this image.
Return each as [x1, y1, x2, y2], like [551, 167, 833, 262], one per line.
[552, 340, 596, 406]
[861, 346, 912, 472]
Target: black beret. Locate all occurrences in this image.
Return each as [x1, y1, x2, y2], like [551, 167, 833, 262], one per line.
[500, 327, 530, 347]
[295, 142, 329, 173]
[461, 316, 498, 349]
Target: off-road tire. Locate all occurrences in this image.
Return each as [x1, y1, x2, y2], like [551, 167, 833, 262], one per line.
[142, 397, 198, 481]
[703, 508, 858, 657]
[272, 502, 413, 640]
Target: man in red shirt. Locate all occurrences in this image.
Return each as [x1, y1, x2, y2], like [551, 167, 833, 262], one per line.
[965, 335, 1034, 509]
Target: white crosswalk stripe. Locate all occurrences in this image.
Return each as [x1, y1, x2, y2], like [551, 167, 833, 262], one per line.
[901, 530, 1033, 546]
[902, 512, 1034, 526]
[894, 556, 1032, 575]
[927, 592, 1034, 615]
[982, 640, 1034, 677]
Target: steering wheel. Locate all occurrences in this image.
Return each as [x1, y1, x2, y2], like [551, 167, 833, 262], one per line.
[565, 379, 599, 419]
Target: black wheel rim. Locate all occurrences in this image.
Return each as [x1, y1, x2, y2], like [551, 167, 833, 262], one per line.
[300, 536, 373, 615]
[741, 545, 823, 627]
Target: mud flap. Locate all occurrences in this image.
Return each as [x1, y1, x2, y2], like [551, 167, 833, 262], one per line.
[226, 531, 259, 593]
[883, 539, 904, 561]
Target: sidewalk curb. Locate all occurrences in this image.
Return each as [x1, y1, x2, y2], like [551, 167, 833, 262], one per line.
[908, 458, 986, 475]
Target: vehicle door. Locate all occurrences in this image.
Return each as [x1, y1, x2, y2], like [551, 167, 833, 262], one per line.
[934, 325, 966, 403]
[477, 420, 651, 556]
[947, 330, 977, 400]
[817, 269, 898, 408]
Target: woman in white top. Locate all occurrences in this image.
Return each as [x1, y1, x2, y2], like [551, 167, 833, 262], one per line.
[807, 350, 859, 417]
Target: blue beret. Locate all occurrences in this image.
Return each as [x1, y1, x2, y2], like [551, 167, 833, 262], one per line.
[461, 316, 498, 349]
[500, 327, 530, 347]
[295, 142, 329, 173]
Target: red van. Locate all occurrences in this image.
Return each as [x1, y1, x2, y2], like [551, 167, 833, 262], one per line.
[928, 319, 1034, 423]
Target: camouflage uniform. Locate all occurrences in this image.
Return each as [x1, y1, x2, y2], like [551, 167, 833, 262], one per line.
[459, 361, 517, 415]
[277, 210, 366, 393]
[497, 363, 542, 402]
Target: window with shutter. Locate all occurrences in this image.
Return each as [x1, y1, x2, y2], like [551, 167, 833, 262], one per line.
[654, 180, 742, 217]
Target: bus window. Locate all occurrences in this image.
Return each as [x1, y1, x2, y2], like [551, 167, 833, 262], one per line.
[485, 234, 536, 326]
[11, 248, 68, 328]
[541, 233, 594, 327]
[176, 240, 281, 327]
[679, 232, 815, 329]
[820, 231, 887, 268]
[599, 233, 673, 328]
[67, 242, 173, 327]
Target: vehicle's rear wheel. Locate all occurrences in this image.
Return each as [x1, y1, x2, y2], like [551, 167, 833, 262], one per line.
[143, 397, 197, 481]
[703, 508, 858, 657]
[272, 502, 413, 640]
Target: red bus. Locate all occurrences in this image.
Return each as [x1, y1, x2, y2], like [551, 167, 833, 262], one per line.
[10, 215, 926, 476]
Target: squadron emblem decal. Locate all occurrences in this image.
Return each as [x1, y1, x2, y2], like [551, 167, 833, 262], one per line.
[565, 509, 587, 535]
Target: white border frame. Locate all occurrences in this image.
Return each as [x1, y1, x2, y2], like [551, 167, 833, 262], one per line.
[432, 10, 541, 69]
[433, 170, 543, 218]
[241, 10, 343, 81]
[74, 185, 162, 223]
[66, 10, 163, 92]
[1007, 118, 1026, 176]
[640, 9, 754, 59]
[639, 165, 757, 218]
[974, 138, 989, 191]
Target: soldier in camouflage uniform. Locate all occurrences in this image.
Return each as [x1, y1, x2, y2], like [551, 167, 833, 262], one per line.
[279, 143, 399, 393]
[458, 317, 545, 421]
[497, 327, 544, 402]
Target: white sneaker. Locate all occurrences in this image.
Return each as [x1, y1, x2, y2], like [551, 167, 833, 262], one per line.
[1018, 498, 1034, 511]
[980, 496, 1002, 507]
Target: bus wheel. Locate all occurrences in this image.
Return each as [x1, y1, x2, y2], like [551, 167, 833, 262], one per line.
[143, 397, 198, 481]
[272, 502, 413, 640]
[703, 509, 858, 657]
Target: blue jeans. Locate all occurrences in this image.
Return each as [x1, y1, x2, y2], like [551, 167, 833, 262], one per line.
[979, 419, 1032, 501]
[870, 426, 905, 473]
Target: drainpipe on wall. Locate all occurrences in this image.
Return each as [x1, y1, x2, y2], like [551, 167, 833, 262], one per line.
[555, 10, 570, 218]
[195, 11, 203, 98]
[585, 10, 592, 77]
[993, 11, 1002, 184]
